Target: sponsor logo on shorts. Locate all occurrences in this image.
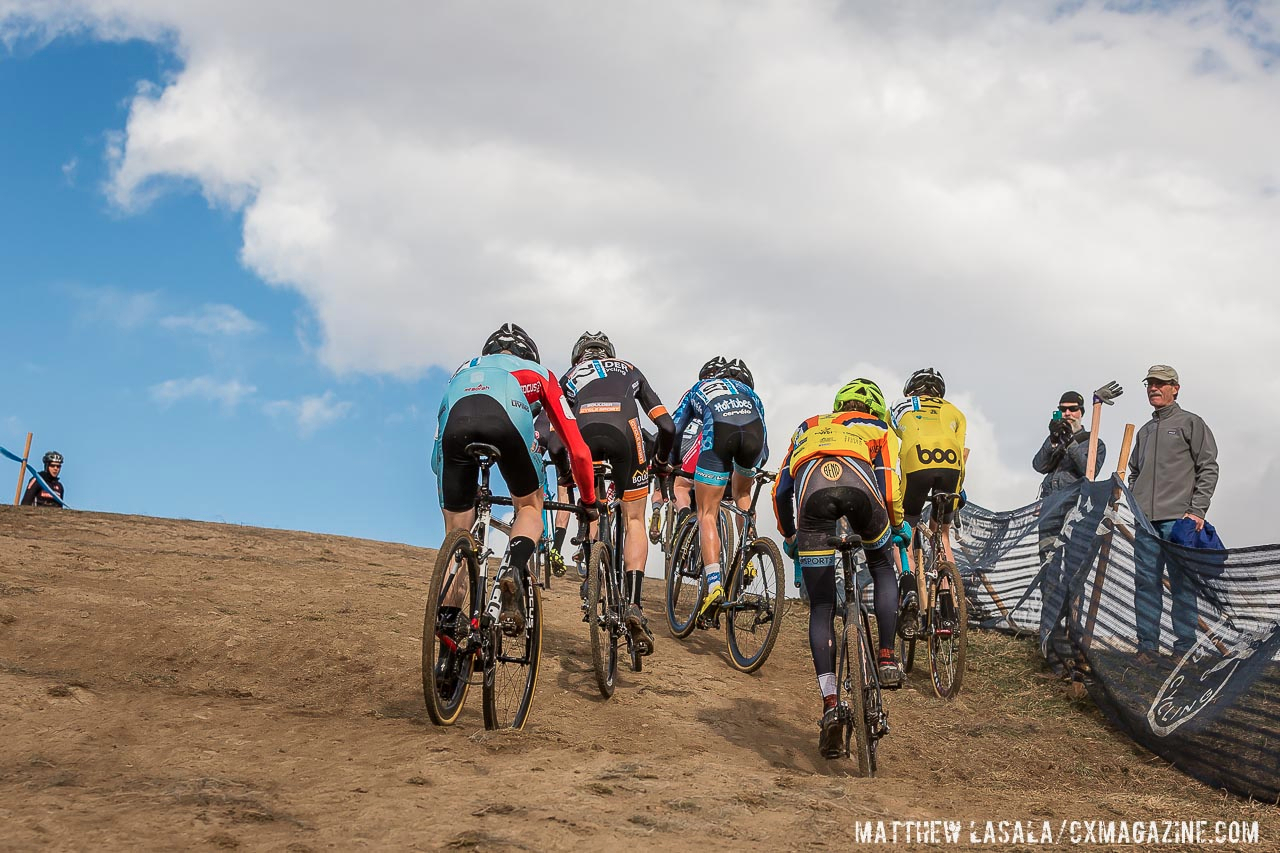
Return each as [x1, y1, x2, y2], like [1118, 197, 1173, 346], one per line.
[714, 398, 754, 414]
[580, 402, 622, 414]
[821, 461, 843, 481]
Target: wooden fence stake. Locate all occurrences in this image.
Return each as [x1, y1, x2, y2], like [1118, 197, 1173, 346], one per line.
[13, 432, 32, 506]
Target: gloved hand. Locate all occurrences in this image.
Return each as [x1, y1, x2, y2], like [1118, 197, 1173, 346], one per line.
[1048, 418, 1072, 442]
[1093, 380, 1123, 406]
[957, 489, 967, 510]
[892, 521, 912, 546]
[577, 499, 603, 522]
[649, 458, 673, 478]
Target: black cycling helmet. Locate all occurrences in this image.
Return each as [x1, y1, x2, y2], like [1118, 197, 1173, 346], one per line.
[720, 358, 754, 389]
[904, 367, 945, 398]
[43, 451, 63, 467]
[699, 355, 728, 381]
[571, 331, 615, 364]
[482, 322, 539, 363]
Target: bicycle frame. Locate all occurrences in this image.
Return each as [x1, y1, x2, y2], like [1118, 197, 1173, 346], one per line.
[716, 468, 775, 610]
[831, 533, 888, 773]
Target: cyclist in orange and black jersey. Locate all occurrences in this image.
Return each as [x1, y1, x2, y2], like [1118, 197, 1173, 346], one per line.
[772, 379, 910, 759]
[562, 332, 676, 655]
[889, 366, 966, 568]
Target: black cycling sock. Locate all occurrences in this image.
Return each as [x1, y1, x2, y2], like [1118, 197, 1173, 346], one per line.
[628, 571, 643, 606]
[509, 536, 536, 574]
[553, 527, 567, 550]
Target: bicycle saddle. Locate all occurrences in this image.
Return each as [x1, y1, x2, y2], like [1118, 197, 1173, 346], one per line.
[826, 534, 864, 550]
[465, 442, 502, 462]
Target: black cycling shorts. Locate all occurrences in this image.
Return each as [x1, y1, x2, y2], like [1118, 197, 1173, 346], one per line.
[794, 456, 892, 557]
[695, 419, 766, 487]
[438, 396, 543, 511]
[581, 418, 650, 501]
[902, 467, 962, 525]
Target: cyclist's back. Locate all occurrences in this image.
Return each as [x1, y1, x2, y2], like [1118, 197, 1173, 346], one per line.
[889, 367, 965, 529]
[669, 374, 767, 488]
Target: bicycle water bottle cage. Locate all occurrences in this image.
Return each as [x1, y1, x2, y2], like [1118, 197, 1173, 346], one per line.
[466, 443, 502, 464]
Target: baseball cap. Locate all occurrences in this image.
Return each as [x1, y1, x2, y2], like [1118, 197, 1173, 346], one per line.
[1058, 391, 1084, 408]
[1144, 365, 1179, 384]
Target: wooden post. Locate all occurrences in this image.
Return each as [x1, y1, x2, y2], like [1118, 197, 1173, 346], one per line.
[13, 432, 32, 506]
[1080, 424, 1135, 652]
[1085, 401, 1104, 479]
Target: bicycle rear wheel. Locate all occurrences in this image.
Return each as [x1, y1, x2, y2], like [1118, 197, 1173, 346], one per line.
[482, 570, 543, 729]
[422, 529, 479, 726]
[836, 618, 872, 776]
[859, 606, 885, 775]
[665, 518, 704, 638]
[725, 538, 785, 673]
[586, 542, 619, 697]
[928, 560, 967, 699]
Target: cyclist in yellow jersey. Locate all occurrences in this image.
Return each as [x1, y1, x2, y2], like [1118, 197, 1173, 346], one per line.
[889, 367, 966, 634]
[773, 378, 911, 759]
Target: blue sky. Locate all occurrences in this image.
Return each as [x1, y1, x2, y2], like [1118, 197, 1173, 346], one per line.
[3, 2, 1278, 548]
[1, 36, 449, 545]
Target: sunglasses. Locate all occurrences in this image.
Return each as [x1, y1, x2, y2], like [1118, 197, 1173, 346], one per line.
[1058, 405, 1081, 413]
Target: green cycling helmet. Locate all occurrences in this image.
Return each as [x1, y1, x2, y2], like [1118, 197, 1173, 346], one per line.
[833, 378, 887, 421]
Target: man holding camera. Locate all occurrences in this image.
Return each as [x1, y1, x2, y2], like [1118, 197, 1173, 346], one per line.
[1032, 391, 1104, 678]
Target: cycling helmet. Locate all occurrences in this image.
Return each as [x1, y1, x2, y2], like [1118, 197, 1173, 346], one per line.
[571, 331, 615, 364]
[903, 367, 945, 398]
[43, 451, 63, 467]
[833, 379, 887, 420]
[482, 322, 539, 363]
[720, 358, 754, 389]
[699, 356, 728, 381]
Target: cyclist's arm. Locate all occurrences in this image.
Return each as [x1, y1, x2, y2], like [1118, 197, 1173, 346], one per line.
[877, 429, 905, 527]
[748, 386, 769, 465]
[530, 369, 597, 505]
[667, 389, 696, 467]
[953, 404, 968, 490]
[20, 477, 39, 506]
[772, 450, 797, 538]
[634, 370, 676, 462]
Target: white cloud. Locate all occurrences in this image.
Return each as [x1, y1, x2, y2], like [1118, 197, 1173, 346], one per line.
[159, 303, 262, 335]
[64, 283, 159, 330]
[60, 155, 78, 184]
[5, 0, 1279, 538]
[264, 390, 352, 436]
[150, 376, 256, 409]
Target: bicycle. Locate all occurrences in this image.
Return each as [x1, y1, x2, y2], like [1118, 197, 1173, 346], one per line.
[422, 442, 589, 729]
[491, 458, 565, 590]
[663, 468, 785, 673]
[896, 492, 968, 699]
[580, 459, 650, 697]
[827, 532, 890, 775]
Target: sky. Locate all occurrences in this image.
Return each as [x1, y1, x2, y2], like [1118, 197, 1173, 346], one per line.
[1, 0, 1277, 553]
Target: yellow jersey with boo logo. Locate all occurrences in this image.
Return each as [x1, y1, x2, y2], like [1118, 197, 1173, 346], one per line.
[890, 396, 966, 476]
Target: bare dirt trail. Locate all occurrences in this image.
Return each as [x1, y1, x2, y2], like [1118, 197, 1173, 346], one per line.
[2, 506, 1275, 851]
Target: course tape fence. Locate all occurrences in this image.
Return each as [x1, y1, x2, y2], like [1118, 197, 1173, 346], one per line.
[0, 444, 68, 508]
[952, 479, 1280, 802]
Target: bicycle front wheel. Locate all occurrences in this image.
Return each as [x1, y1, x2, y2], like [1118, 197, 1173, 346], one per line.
[586, 542, 619, 697]
[725, 538, 785, 673]
[422, 529, 479, 726]
[665, 517, 704, 638]
[928, 560, 967, 699]
[837, 618, 872, 776]
[482, 571, 543, 730]
[859, 606, 885, 775]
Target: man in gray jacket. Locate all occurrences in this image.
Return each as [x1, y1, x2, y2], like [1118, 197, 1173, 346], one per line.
[1033, 391, 1104, 677]
[1127, 364, 1219, 663]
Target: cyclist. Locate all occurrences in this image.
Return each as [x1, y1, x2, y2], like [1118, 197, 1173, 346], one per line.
[21, 451, 66, 508]
[889, 367, 966, 636]
[432, 323, 599, 637]
[667, 357, 766, 619]
[562, 331, 676, 656]
[533, 404, 575, 575]
[772, 378, 909, 758]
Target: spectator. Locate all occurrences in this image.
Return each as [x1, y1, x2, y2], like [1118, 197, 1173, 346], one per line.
[21, 451, 65, 508]
[1128, 365, 1219, 665]
[1032, 392, 1104, 678]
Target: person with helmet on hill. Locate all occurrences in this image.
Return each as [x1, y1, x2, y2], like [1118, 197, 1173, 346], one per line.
[561, 331, 676, 655]
[433, 323, 599, 638]
[21, 451, 66, 508]
[888, 367, 967, 638]
[667, 357, 767, 620]
[772, 379, 910, 758]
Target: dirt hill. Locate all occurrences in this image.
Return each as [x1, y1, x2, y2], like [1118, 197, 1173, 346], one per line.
[2, 506, 1275, 851]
